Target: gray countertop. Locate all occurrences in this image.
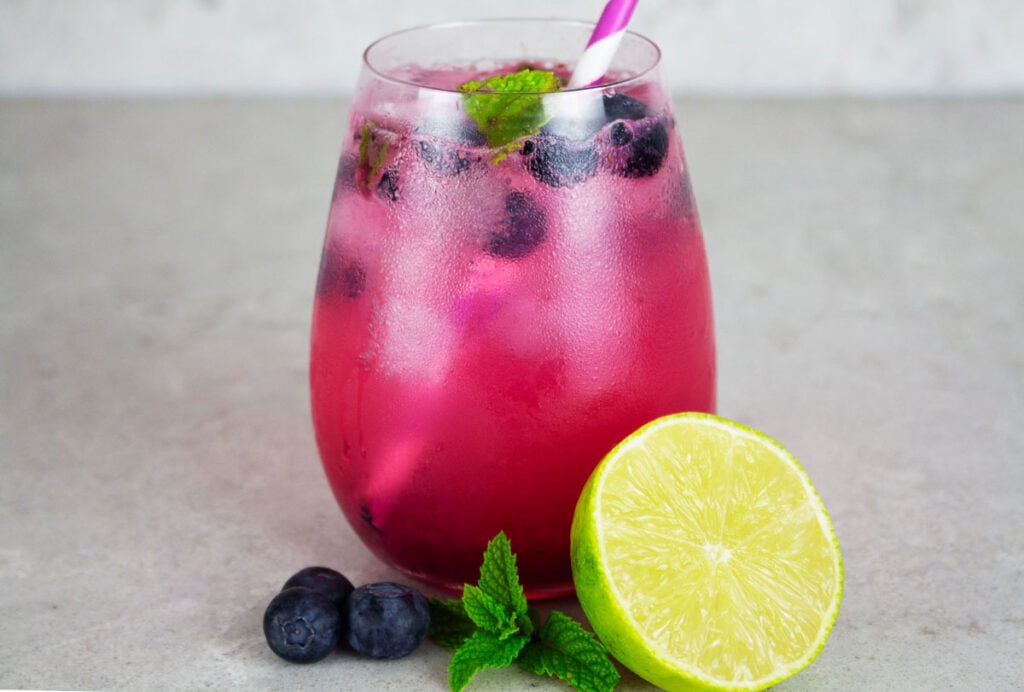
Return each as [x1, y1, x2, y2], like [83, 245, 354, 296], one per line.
[1, 97, 1022, 690]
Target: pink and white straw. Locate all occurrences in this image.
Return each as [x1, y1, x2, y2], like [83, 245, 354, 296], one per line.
[568, 0, 640, 89]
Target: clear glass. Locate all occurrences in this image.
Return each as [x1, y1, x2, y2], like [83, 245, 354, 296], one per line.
[310, 19, 715, 598]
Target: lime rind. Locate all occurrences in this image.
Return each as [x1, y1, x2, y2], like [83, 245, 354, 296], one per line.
[571, 412, 843, 692]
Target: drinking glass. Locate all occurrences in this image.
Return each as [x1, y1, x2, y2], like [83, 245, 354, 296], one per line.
[310, 19, 715, 597]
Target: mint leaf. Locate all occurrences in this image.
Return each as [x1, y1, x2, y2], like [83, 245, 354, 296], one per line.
[449, 630, 530, 692]
[429, 598, 477, 651]
[462, 584, 520, 638]
[434, 532, 617, 692]
[458, 68, 561, 151]
[355, 120, 394, 195]
[477, 531, 529, 620]
[518, 611, 620, 692]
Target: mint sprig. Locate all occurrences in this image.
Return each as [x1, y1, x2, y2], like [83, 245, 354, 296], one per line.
[458, 68, 562, 154]
[429, 598, 478, 651]
[519, 612, 622, 692]
[429, 532, 620, 692]
[450, 630, 530, 691]
[355, 119, 393, 195]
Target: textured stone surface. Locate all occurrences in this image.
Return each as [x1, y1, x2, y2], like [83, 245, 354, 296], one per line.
[1, 97, 1022, 689]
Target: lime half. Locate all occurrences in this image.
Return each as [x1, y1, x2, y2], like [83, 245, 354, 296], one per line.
[571, 413, 843, 691]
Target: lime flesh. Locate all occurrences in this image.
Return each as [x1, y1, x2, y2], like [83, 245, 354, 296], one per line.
[571, 413, 843, 691]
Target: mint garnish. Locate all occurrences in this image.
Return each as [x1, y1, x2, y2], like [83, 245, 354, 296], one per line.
[428, 598, 478, 651]
[458, 68, 562, 153]
[429, 532, 620, 692]
[519, 612, 622, 692]
[450, 630, 531, 692]
[355, 119, 392, 195]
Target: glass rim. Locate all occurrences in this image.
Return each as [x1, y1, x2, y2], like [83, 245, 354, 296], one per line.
[362, 18, 662, 95]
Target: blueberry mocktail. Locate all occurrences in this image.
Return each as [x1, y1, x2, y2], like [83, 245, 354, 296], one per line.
[310, 23, 715, 597]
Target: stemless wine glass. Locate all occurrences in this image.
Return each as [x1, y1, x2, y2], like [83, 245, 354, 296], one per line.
[310, 19, 715, 598]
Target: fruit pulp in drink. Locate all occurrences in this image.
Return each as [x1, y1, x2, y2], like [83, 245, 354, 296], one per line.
[310, 64, 715, 597]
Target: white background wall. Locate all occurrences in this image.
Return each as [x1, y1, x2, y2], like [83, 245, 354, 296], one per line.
[1, 0, 1022, 96]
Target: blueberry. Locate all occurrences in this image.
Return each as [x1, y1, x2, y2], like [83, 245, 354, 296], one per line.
[338, 262, 367, 298]
[376, 167, 400, 202]
[602, 119, 670, 178]
[359, 503, 378, 530]
[282, 567, 355, 614]
[263, 587, 341, 663]
[602, 93, 650, 122]
[485, 191, 547, 259]
[346, 582, 430, 659]
[610, 121, 633, 146]
[523, 136, 598, 188]
[416, 138, 474, 176]
[316, 247, 366, 300]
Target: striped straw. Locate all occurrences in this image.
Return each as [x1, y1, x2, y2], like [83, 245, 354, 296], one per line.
[567, 0, 640, 89]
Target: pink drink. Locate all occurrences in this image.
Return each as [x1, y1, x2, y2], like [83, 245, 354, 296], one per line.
[310, 22, 714, 597]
